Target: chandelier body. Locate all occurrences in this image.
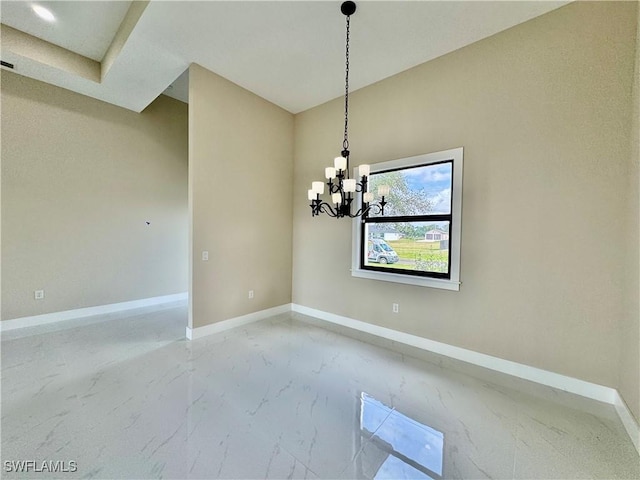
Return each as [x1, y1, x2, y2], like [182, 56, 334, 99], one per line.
[308, 1, 389, 219]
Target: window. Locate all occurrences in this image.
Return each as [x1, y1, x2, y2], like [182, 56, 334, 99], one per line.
[351, 147, 463, 290]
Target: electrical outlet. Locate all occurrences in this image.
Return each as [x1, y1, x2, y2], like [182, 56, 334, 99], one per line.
[392, 303, 399, 313]
[202, 251, 209, 261]
[34, 290, 45, 300]
[248, 290, 254, 299]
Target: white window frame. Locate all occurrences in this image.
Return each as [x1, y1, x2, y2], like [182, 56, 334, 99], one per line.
[351, 147, 463, 291]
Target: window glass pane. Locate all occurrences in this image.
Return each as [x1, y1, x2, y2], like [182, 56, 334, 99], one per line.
[368, 162, 452, 217]
[364, 222, 450, 275]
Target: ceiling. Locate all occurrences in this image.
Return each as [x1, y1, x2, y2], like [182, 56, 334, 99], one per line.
[0, 1, 570, 114]
[1, 1, 132, 61]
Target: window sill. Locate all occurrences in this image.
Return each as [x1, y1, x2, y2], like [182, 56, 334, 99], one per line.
[351, 268, 460, 291]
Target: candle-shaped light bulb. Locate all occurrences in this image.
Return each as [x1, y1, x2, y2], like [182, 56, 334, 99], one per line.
[358, 164, 370, 177]
[308, 189, 316, 201]
[325, 167, 336, 179]
[312, 181, 325, 195]
[344, 179, 356, 193]
[378, 184, 390, 197]
[363, 192, 374, 203]
[332, 192, 342, 205]
[334, 156, 347, 171]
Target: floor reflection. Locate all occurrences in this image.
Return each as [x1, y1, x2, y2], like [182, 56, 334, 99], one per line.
[360, 392, 444, 479]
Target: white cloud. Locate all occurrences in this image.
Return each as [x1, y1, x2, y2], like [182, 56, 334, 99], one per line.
[428, 188, 451, 213]
[404, 164, 452, 184]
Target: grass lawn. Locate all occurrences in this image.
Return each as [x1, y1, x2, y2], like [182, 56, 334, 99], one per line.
[387, 238, 447, 261]
[373, 262, 417, 271]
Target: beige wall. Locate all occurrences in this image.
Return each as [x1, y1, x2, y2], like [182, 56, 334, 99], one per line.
[620, 2, 640, 423]
[1, 71, 188, 320]
[292, 1, 637, 390]
[188, 64, 293, 329]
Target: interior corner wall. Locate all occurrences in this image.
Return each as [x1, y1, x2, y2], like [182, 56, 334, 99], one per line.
[188, 64, 293, 329]
[292, 1, 637, 390]
[620, 1, 640, 423]
[1, 71, 189, 320]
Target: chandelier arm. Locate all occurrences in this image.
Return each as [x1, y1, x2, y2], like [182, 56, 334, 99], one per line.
[351, 200, 381, 218]
[350, 207, 365, 218]
[366, 204, 383, 217]
[318, 202, 339, 218]
[370, 204, 382, 215]
[353, 207, 370, 218]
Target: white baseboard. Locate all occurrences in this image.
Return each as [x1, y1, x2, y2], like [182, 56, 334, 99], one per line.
[186, 303, 292, 340]
[292, 304, 640, 452]
[291, 304, 617, 404]
[1, 292, 188, 331]
[614, 391, 640, 454]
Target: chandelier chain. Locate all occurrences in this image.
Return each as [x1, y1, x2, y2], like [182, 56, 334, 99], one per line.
[343, 14, 350, 151]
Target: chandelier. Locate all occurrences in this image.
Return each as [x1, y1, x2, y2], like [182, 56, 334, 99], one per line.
[308, 1, 389, 219]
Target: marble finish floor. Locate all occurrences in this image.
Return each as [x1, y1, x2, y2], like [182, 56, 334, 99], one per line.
[2, 304, 638, 479]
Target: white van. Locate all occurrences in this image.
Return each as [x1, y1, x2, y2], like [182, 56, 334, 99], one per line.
[367, 239, 399, 264]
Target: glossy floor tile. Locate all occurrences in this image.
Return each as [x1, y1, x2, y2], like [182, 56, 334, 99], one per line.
[2, 305, 638, 479]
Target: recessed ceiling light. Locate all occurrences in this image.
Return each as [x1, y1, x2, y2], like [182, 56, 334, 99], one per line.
[32, 5, 55, 22]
